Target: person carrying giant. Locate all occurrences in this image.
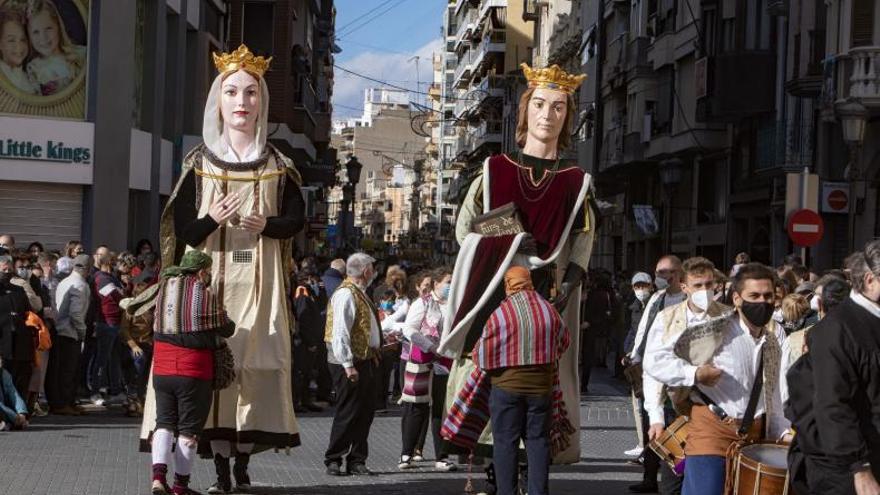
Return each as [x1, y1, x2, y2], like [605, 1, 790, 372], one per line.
[439, 63, 596, 467]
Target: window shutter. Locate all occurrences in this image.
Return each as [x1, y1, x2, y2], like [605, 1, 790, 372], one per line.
[852, 0, 875, 47]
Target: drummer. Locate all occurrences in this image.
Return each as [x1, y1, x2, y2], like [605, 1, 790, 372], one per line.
[644, 261, 792, 495]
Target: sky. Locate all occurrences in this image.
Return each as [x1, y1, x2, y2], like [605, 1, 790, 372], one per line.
[331, 0, 448, 119]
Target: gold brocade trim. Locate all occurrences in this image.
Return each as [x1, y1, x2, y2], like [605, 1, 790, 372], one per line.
[194, 168, 286, 181]
[581, 191, 592, 233]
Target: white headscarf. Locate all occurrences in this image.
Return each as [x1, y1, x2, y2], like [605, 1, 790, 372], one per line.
[202, 70, 271, 161]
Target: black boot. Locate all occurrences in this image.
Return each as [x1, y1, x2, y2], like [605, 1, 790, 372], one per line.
[233, 453, 251, 490]
[206, 455, 231, 494]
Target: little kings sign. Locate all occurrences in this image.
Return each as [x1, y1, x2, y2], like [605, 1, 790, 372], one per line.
[0, 138, 92, 164]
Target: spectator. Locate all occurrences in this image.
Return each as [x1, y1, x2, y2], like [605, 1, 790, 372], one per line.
[56, 240, 84, 276]
[0, 366, 28, 431]
[322, 258, 346, 297]
[0, 255, 32, 399]
[292, 269, 327, 413]
[398, 266, 455, 471]
[46, 254, 91, 415]
[134, 239, 153, 256]
[90, 251, 125, 404]
[581, 272, 618, 393]
[316, 258, 346, 404]
[0, 234, 14, 251]
[27, 242, 44, 257]
[377, 266, 409, 410]
[118, 272, 156, 416]
[780, 294, 810, 335]
[11, 250, 42, 313]
[133, 251, 160, 284]
[324, 253, 381, 476]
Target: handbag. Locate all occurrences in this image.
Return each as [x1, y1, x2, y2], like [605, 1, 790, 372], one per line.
[212, 341, 236, 391]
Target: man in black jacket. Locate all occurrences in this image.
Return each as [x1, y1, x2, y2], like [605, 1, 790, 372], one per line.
[805, 241, 880, 495]
[292, 269, 327, 412]
[0, 255, 33, 398]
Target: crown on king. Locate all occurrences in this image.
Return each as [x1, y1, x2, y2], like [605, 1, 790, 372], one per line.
[212, 44, 273, 78]
[520, 63, 587, 94]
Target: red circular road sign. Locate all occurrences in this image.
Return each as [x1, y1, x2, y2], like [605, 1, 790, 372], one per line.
[827, 189, 848, 211]
[787, 209, 825, 247]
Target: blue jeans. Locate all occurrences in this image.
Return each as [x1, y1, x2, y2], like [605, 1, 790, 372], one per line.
[132, 343, 153, 399]
[681, 455, 726, 495]
[0, 368, 27, 423]
[90, 323, 121, 393]
[489, 386, 552, 495]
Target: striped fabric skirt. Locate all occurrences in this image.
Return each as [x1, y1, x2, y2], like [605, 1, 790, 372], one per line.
[400, 361, 433, 403]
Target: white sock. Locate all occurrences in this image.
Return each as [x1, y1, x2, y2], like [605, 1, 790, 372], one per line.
[174, 435, 197, 477]
[151, 428, 174, 467]
[236, 443, 254, 455]
[211, 440, 231, 458]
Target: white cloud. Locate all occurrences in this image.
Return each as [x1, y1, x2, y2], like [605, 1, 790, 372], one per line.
[332, 38, 442, 119]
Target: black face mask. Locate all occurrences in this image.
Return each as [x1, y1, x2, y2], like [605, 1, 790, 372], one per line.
[740, 300, 775, 328]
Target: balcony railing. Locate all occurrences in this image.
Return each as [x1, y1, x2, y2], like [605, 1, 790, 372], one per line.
[453, 48, 475, 87]
[846, 46, 880, 106]
[599, 125, 624, 171]
[455, 8, 477, 43]
[755, 119, 815, 171]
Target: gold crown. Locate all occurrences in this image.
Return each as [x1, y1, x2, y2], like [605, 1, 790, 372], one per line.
[520, 63, 586, 94]
[212, 44, 273, 78]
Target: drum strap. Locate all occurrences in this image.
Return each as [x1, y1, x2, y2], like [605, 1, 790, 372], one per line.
[738, 346, 765, 437]
[695, 346, 765, 437]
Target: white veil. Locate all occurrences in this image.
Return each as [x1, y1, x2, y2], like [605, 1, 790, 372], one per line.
[202, 70, 271, 159]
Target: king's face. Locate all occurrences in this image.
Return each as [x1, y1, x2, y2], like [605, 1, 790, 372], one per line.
[527, 87, 568, 145]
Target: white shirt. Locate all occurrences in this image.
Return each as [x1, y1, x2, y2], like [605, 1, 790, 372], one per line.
[630, 289, 686, 363]
[381, 297, 410, 334]
[328, 284, 381, 368]
[641, 303, 709, 424]
[403, 294, 450, 375]
[645, 312, 790, 438]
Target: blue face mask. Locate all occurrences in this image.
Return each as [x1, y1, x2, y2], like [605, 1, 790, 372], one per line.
[380, 301, 394, 311]
[439, 285, 451, 300]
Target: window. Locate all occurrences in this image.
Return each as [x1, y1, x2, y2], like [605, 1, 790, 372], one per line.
[852, 0, 875, 47]
[701, 7, 717, 56]
[242, 2, 274, 57]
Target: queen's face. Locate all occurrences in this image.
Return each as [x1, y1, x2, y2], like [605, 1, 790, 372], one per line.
[526, 87, 568, 146]
[1, 21, 28, 67]
[220, 69, 261, 133]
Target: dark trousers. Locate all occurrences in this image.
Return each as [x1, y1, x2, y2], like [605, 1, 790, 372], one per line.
[292, 343, 317, 406]
[325, 360, 377, 467]
[490, 386, 552, 495]
[5, 359, 33, 401]
[315, 345, 333, 401]
[153, 374, 213, 438]
[132, 343, 153, 400]
[580, 329, 596, 393]
[640, 400, 660, 484]
[375, 349, 396, 408]
[430, 373, 450, 460]
[401, 402, 429, 457]
[46, 335, 81, 408]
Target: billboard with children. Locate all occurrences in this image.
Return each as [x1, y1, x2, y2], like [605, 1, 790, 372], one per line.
[0, 0, 89, 120]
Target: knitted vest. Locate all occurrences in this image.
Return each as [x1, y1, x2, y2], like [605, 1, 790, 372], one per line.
[324, 280, 378, 361]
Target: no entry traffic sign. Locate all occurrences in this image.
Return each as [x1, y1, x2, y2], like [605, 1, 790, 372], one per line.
[787, 209, 824, 247]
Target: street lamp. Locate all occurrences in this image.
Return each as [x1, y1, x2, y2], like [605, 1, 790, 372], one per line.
[659, 158, 684, 254]
[837, 99, 868, 252]
[341, 155, 363, 250]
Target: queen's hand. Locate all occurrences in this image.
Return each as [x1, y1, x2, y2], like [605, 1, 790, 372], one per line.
[241, 213, 267, 234]
[208, 193, 242, 224]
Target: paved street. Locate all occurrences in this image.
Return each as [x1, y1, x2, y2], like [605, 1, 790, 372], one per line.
[0, 369, 642, 495]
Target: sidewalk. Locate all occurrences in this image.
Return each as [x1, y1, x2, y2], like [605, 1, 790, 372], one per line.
[0, 368, 641, 495]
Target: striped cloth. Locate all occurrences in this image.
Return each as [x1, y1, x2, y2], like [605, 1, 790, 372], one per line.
[442, 289, 575, 456]
[473, 290, 569, 370]
[154, 275, 230, 335]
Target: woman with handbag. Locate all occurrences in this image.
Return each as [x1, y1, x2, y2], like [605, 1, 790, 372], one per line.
[147, 251, 235, 495]
[398, 267, 456, 471]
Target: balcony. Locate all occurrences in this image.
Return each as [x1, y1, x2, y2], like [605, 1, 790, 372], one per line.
[472, 120, 502, 152]
[695, 51, 776, 123]
[625, 36, 651, 77]
[455, 8, 477, 46]
[314, 112, 331, 143]
[475, 75, 505, 101]
[755, 119, 815, 172]
[453, 48, 475, 88]
[472, 31, 506, 73]
[838, 46, 880, 108]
